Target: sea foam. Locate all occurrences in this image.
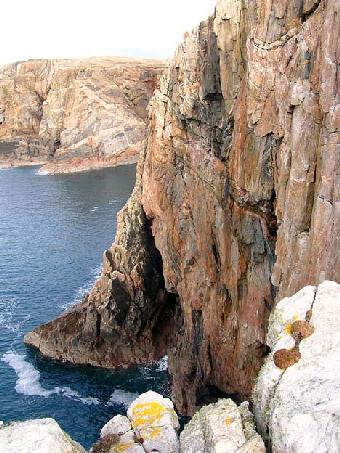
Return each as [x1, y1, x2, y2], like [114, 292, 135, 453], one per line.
[157, 355, 169, 371]
[0, 297, 30, 333]
[2, 352, 99, 405]
[107, 389, 139, 408]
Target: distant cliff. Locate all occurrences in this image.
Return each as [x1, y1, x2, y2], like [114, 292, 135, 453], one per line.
[0, 57, 164, 173]
[26, 0, 339, 417]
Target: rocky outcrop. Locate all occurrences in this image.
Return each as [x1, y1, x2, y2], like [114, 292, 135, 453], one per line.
[0, 418, 85, 453]
[91, 391, 180, 453]
[0, 57, 164, 172]
[24, 176, 180, 367]
[25, 0, 340, 416]
[253, 280, 340, 452]
[180, 399, 265, 453]
[1, 393, 265, 453]
[92, 391, 265, 453]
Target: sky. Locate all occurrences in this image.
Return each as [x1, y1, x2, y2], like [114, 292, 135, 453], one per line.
[1, 0, 216, 65]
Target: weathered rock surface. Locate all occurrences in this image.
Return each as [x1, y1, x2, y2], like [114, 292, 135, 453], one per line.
[91, 391, 179, 453]
[92, 414, 145, 453]
[93, 392, 265, 453]
[128, 391, 179, 453]
[25, 0, 340, 416]
[0, 57, 164, 172]
[0, 418, 85, 453]
[180, 399, 265, 453]
[24, 176, 180, 367]
[253, 280, 340, 452]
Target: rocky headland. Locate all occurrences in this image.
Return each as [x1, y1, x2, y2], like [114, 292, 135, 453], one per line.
[25, 0, 339, 418]
[0, 57, 165, 173]
[4, 281, 340, 452]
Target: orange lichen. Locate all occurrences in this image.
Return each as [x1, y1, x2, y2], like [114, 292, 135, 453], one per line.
[148, 426, 162, 439]
[291, 321, 314, 341]
[274, 347, 301, 369]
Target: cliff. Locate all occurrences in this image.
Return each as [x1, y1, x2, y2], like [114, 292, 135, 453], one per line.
[25, 0, 339, 416]
[0, 57, 164, 173]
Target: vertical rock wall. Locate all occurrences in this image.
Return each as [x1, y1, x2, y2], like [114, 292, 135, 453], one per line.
[25, 0, 340, 416]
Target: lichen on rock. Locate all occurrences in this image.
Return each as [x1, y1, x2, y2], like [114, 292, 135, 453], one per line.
[253, 281, 340, 452]
[180, 399, 265, 453]
[127, 391, 180, 453]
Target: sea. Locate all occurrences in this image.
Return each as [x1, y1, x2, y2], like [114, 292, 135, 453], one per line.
[0, 164, 169, 449]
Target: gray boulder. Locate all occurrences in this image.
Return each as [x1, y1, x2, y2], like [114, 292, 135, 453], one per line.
[180, 399, 265, 452]
[0, 418, 85, 453]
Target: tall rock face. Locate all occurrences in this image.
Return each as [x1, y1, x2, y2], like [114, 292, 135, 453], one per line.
[0, 57, 164, 172]
[25, 0, 340, 415]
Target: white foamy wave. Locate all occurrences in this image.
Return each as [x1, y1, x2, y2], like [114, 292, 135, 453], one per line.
[91, 206, 99, 212]
[157, 355, 169, 371]
[2, 352, 99, 405]
[108, 199, 120, 205]
[107, 389, 139, 408]
[55, 386, 100, 405]
[36, 169, 49, 176]
[1, 352, 55, 396]
[0, 297, 30, 333]
[62, 264, 102, 310]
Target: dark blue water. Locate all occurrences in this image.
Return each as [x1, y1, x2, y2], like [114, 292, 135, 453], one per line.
[0, 165, 169, 449]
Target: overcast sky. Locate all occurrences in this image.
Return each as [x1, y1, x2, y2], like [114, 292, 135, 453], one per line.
[1, 0, 216, 65]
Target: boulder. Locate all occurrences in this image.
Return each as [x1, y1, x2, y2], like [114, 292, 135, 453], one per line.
[253, 281, 340, 452]
[100, 415, 132, 439]
[180, 399, 265, 453]
[127, 391, 180, 453]
[93, 414, 144, 453]
[0, 418, 85, 453]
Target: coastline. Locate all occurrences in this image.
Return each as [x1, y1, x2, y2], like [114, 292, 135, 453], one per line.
[0, 153, 139, 175]
[0, 160, 46, 170]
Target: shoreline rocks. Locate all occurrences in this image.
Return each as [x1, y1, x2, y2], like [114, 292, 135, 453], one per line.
[0, 392, 266, 453]
[93, 391, 180, 453]
[0, 57, 165, 173]
[0, 418, 86, 453]
[92, 392, 267, 453]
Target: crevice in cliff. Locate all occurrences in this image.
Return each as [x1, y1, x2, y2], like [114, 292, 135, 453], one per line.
[95, 312, 101, 338]
[301, 0, 322, 22]
[142, 214, 182, 353]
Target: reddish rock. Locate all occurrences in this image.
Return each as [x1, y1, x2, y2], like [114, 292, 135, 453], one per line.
[25, 0, 340, 416]
[291, 321, 315, 342]
[273, 348, 301, 370]
[0, 57, 165, 172]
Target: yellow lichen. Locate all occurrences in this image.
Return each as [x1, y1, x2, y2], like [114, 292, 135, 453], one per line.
[132, 401, 166, 427]
[284, 324, 293, 335]
[284, 315, 299, 335]
[150, 426, 161, 439]
[111, 442, 134, 452]
[225, 416, 233, 426]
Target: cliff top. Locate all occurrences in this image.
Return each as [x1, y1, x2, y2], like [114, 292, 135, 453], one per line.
[0, 56, 167, 76]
